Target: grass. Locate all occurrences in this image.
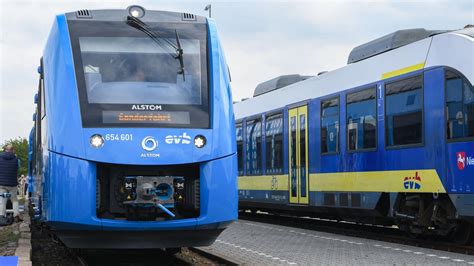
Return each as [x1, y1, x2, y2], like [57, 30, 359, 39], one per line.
[0, 222, 20, 246]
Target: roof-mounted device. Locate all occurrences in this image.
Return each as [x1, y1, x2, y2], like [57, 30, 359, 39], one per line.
[348, 28, 447, 64]
[253, 74, 313, 97]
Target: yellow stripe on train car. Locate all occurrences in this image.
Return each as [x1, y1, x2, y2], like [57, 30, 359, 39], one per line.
[309, 169, 446, 193]
[381, 62, 425, 80]
[238, 175, 289, 191]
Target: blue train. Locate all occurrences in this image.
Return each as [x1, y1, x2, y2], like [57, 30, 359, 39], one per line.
[29, 6, 237, 249]
[235, 27, 474, 243]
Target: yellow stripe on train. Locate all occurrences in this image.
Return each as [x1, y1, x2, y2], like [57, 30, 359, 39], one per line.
[381, 62, 425, 80]
[238, 175, 289, 191]
[238, 170, 446, 193]
[309, 169, 446, 193]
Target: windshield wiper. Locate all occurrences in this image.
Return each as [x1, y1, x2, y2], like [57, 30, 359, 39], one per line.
[126, 15, 185, 81]
[174, 30, 185, 81]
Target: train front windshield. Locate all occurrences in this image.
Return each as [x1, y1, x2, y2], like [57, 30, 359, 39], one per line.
[68, 20, 209, 128]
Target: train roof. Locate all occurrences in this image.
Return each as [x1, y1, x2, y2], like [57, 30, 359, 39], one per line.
[65, 7, 206, 24]
[234, 27, 473, 120]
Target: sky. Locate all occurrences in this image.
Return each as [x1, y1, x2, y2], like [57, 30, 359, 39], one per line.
[0, 0, 472, 142]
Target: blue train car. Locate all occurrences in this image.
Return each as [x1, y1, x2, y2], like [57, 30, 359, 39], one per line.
[235, 27, 474, 243]
[29, 6, 237, 249]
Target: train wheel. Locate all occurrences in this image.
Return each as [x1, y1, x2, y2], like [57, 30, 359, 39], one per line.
[397, 222, 420, 239]
[450, 221, 473, 245]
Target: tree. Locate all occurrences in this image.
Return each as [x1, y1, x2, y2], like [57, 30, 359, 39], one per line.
[1, 137, 28, 176]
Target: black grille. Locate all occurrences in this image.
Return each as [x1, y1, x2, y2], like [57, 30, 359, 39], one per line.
[76, 10, 92, 18]
[194, 179, 200, 209]
[324, 193, 335, 206]
[352, 193, 361, 207]
[182, 13, 196, 21]
[96, 163, 200, 220]
[339, 193, 349, 207]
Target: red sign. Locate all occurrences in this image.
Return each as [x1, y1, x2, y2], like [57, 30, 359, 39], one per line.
[457, 152, 466, 170]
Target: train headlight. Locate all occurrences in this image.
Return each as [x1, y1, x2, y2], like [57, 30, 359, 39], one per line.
[90, 134, 105, 148]
[127, 5, 145, 18]
[194, 135, 206, 148]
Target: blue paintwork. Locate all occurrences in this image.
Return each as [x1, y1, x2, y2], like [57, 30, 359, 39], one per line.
[0, 256, 18, 266]
[238, 66, 474, 217]
[31, 13, 237, 238]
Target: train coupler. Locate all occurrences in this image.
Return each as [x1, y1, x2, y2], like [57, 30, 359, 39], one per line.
[122, 176, 185, 218]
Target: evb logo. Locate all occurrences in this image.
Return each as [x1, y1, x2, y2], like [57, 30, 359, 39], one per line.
[403, 172, 422, 190]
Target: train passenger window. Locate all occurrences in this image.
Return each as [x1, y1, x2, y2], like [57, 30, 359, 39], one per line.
[321, 97, 339, 154]
[236, 123, 244, 176]
[446, 70, 474, 140]
[347, 88, 376, 151]
[299, 114, 307, 197]
[246, 119, 262, 175]
[385, 75, 423, 147]
[265, 113, 284, 174]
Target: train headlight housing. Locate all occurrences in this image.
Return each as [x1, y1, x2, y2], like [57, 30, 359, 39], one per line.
[127, 5, 145, 18]
[194, 135, 206, 148]
[90, 134, 105, 148]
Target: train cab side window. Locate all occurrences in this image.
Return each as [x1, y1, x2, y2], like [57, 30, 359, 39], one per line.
[265, 113, 284, 174]
[446, 70, 474, 139]
[347, 88, 377, 151]
[321, 97, 339, 154]
[385, 75, 423, 147]
[246, 118, 262, 175]
[35, 72, 44, 175]
[236, 123, 244, 176]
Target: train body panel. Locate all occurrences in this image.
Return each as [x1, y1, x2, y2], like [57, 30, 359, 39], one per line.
[235, 27, 474, 240]
[42, 152, 236, 230]
[30, 7, 237, 249]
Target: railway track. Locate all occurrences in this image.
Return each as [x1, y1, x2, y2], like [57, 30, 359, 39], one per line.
[239, 211, 474, 256]
[74, 247, 235, 266]
[30, 218, 234, 265]
[28, 204, 235, 265]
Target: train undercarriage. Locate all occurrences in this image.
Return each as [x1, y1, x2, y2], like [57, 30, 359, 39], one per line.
[239, 192, 474, 245]
[394, 193, 473, 244]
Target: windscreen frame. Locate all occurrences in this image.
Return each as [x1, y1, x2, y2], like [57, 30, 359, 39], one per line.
[67, 19, 210, 128]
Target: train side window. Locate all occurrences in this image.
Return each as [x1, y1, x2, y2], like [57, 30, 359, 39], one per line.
[236, 123, 244, 176]
[347, 88, 376, 151]
[265, 113, 284, 174]
[246, 118, 262, 175]
[321, 97, 339, 154]
[385, 75, 423, 147]
[446, 70, 474, 140]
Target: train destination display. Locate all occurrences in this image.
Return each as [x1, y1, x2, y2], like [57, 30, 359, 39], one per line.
[102, 110, 190, 124]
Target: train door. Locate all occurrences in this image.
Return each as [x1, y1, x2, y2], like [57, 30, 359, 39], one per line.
[288, 106, 309, 204]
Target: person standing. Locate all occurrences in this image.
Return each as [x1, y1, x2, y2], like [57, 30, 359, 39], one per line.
[0, 145, 20, 225]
